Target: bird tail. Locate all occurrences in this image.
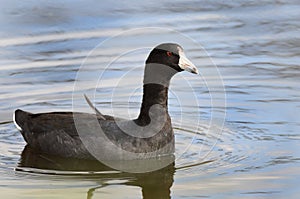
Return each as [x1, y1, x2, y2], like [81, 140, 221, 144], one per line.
[13, 109, 31, 131]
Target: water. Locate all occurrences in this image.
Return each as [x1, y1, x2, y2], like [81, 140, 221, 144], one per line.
[0, 0, 300, 198]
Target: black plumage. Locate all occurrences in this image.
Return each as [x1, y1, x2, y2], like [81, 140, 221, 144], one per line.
[14, 43, 198, 160]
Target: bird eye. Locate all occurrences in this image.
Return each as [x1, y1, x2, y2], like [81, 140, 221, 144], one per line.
[166, 51, 172, 57]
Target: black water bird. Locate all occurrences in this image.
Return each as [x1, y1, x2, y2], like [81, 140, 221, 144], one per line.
[13, 43, 198, 160]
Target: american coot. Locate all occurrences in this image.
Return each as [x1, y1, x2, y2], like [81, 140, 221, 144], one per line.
[13, 43, 198, 160]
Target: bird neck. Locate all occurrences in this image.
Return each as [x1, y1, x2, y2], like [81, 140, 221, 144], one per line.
[137, 84, 169, 125]
[136, 63, 177, 125]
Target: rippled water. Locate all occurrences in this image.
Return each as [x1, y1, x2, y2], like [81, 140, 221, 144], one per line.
[0, 0, 300, 198]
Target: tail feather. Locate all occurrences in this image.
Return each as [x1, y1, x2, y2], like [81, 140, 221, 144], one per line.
[13, 109, 31, 131]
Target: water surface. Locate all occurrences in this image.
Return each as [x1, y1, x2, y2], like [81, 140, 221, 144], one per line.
[0, 0, 299, 198]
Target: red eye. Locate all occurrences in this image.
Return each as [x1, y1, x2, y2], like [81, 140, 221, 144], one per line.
[166, 51, 172, 57]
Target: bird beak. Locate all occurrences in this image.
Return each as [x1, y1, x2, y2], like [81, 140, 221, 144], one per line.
[178, 47, 199, 74]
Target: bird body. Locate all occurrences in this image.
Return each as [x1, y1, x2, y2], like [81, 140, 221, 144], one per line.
[14, 43, 198, 160]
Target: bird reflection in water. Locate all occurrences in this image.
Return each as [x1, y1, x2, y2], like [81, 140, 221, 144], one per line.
[18, 145, 175, 199]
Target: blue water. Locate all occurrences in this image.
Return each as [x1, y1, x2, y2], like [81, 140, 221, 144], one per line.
[0, 0, 299, 198]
